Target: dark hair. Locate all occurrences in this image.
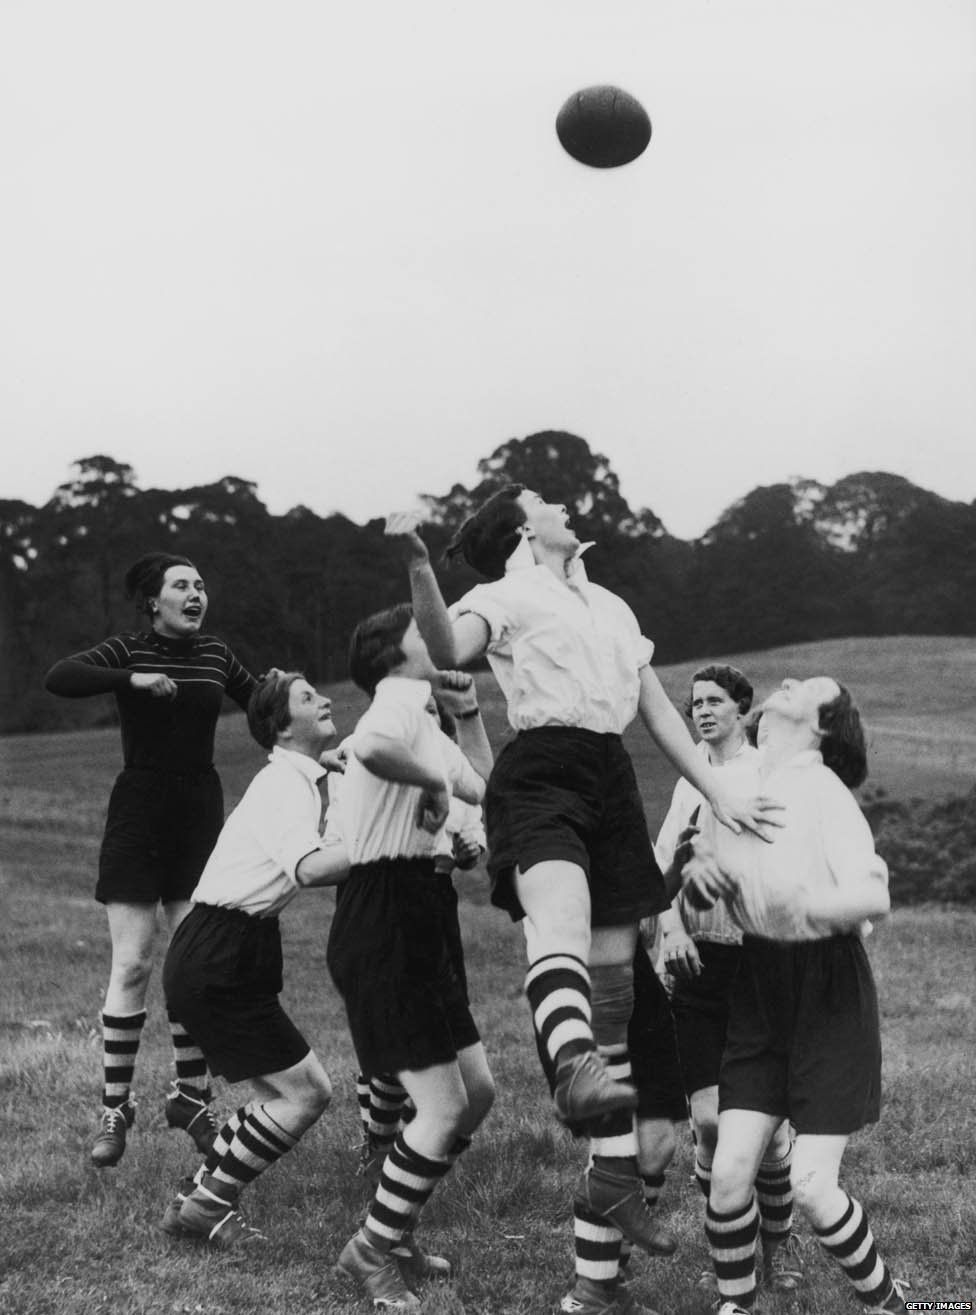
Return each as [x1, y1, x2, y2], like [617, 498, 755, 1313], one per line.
[124, 552, 196, 617]
[446, 484, 527, 580]
[349, 603, 414, 696]
[818, 683, 868, 789]
[683, 664, 754, 718]
[247, 670, 304, 750]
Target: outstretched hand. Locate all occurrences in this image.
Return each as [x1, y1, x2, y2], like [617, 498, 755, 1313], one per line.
[712, 792, 785, 843]
[384, 512, 430, 565]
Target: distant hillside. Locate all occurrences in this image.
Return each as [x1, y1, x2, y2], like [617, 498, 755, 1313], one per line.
[2, 441, 974, 731]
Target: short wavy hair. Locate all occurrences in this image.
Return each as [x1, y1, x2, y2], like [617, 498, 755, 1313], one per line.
[349, 603, 414, 697]
[446, 484, 527, 580]
[818, 683, 868, 789]
[683, 664, 754, 718]
[247, 670, 304, 750]
[124, 552, 196, 616]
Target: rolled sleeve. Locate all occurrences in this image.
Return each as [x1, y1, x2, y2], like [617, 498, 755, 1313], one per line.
[450, 584, 513, 651]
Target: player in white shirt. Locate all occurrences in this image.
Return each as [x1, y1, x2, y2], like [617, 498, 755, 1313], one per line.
[655, 666, 800, 1295]
[328, 604, 495, 1311]
[160, 670, 349, 1250]
[680, 676, 905, 1315]
[385, 492, 782, 1275]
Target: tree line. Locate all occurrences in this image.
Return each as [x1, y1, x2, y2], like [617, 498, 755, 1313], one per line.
[3, 433, 975, 733]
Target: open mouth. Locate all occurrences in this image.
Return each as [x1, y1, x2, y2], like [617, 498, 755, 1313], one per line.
[183, 605, 202, 619]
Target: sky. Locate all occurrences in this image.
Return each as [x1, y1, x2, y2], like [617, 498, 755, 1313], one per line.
[2, 0, 974, 541]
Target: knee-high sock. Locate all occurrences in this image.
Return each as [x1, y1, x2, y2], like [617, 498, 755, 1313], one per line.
[100, 1010, 146, 1108]
[589, 1043, 638, 1165]
[168, 1013, 210, 1094]
[815, 1192, 896, 1307]
[573, 1197, 622, 1288]
[756, 1145, 793, 1246]
[206, 1103, 299, 1197]
[364, 1131, 452, 1250]
[525, 954, 594, 1085]
[194, 1105, 248, 1186]
[706, 1195, 760, 1309]
[366, 1073, 409, 1152]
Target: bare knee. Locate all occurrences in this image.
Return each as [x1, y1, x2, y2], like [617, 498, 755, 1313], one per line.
[694, 1111, 720, 1158]
[710, 1145, 756, 1212]
[638, 1118, 677, 1176]
[108, 953, 153, 996]
[305, 1070, 332, 1119]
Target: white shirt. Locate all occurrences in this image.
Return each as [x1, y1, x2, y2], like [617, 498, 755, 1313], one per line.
[191, 745, 328, 917]
[436, 796, 487, 863]
[701, 747, 887, 942]
[451, 538, 654, 735]
[655, 739, 759, 946]
[333, 676, 484, 865]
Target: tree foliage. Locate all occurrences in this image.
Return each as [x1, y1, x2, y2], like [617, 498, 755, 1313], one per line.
[3, 440, 975, 732]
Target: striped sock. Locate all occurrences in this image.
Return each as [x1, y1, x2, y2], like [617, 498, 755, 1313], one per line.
[100, 1010, 146, 1108]
[367, 1074, 409, 1154]
[695, 1150, 713, 1199]
[524, 954, 594, 1081]
[364, 1131, 452, 1250]
[706, 1196, 760, 1308]
[168, 1015, 210, 1094]
[756, 1146, 793, 1246]
[209, 1104, 299, 1195]
[573, 1196, 622, 1289]
[194, 1105, 248, 1186]
[589, 1043, 638, 1165]
[815, 1192, 895, 1307]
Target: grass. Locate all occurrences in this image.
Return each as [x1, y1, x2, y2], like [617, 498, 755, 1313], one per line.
[1, 635, 975, 1313]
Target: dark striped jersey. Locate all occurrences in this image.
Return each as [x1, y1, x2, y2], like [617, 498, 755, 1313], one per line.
[45, 631, 256, 772]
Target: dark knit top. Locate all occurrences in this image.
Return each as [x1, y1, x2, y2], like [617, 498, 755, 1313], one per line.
[45, 631, 256, 772]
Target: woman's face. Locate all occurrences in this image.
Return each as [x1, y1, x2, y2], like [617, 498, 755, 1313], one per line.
[151, 564, 208, 638]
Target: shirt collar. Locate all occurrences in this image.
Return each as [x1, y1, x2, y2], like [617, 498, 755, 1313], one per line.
[374, 675, 432, 706]
[504, 534, 596, 581]
[268, 743, 328, 785]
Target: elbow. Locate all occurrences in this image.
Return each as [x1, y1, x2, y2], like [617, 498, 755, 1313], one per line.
[43, 663, 67, 695]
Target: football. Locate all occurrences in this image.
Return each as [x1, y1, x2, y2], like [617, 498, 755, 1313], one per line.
[555, 85, 652, 169]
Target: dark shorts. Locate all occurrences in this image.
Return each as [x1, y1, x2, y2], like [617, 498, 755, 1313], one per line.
[163, 903, 311, 1084]
[326, 857, 481, 1077]
[97, 768, 224, 905]
[485, 728, 667, 927]
[719, 935, 882, 1135]
[670, 940, 743, 1097]
[629, 947, 687, 1122]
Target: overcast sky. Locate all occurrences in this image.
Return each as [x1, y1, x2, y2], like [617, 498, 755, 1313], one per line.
[3, 0, 973, 539]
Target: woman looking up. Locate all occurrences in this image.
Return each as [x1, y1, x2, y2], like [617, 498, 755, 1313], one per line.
[44, 551, 257, 1168]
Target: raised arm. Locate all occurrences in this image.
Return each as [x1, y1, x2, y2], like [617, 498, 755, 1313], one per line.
[638, 664, 783, 842]
[385, 513, 489, 668]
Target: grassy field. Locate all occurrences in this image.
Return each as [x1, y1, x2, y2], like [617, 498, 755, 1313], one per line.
[1, 635, 974, 1313]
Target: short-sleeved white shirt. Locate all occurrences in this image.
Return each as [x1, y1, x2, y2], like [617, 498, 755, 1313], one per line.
[191, 745, 327, 917]
[334, 676, 484, 865]
[701, 747, 887, 941]
[450, 541, 654, 734]
[655, 739, 759, 946]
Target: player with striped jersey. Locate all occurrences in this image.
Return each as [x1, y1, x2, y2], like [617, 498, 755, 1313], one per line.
[44, 552, 256, 1168]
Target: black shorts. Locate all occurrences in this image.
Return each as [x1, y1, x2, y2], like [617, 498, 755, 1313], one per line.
[485, 728, 667, 927]
[163, 903, 311, 1084]
[629, 947, 687, 1122]
[326, 858, 481, 1078]
[670, 941, 742, 1097]
[719, 935, 882, 1135]
[97, 768, 224, 905]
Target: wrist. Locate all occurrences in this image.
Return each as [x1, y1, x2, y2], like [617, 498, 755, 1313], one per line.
[455, 706, 480, 720]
